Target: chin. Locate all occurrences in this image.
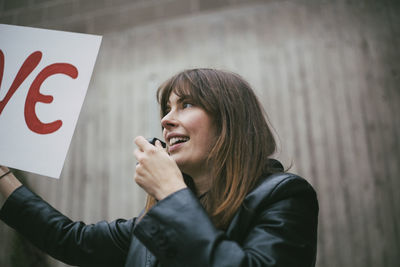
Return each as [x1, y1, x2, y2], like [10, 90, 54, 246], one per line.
[171, 155, 185, 167]
[173, 159, 190, 173]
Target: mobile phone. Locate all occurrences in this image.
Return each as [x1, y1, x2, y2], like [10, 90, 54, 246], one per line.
[147, 137, 166, 148]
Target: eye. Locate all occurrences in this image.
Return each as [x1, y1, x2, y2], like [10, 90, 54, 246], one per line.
[183, 103, 193, 109]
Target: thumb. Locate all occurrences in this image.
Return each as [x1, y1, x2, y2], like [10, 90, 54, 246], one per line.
[155, 140, 163, 148]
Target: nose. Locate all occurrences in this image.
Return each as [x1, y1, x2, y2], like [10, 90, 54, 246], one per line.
[161, 110, 178, 130]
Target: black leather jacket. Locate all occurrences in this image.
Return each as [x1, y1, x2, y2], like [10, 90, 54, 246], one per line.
[0, 172, 318, 267]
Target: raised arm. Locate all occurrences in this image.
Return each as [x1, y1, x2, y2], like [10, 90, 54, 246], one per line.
[0, 166, 133, 267]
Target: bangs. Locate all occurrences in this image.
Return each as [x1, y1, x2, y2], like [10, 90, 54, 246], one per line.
[157, 71, 207, 117]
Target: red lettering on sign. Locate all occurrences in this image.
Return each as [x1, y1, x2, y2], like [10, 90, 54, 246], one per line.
[0, 49, 79, 134]
[0, 50, 42, 114]
[25, 63, 78, 134]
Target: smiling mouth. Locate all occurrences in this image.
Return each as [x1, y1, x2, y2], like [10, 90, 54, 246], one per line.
[169, 136, 190, 146]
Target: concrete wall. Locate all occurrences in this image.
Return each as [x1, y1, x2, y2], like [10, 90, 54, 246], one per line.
[1, 1, 399, 266]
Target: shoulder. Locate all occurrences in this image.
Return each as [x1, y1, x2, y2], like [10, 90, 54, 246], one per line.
[226, 172, 318, 247]
[243, 172, 318, 211]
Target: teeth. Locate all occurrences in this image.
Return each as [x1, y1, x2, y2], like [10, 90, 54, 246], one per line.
[169, 137, 189, 145]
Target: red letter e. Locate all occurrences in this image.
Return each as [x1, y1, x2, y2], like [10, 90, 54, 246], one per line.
[24, 63, 78, 134]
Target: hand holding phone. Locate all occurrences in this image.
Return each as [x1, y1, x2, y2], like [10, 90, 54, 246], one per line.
[147, 137, 166, 148]
[134, 136, 186, 200]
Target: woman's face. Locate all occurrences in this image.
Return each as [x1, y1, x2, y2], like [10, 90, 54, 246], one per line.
[162, 92, 217, 176]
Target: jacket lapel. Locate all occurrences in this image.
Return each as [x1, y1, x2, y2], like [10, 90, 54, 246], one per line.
[226, 172, 290, 244]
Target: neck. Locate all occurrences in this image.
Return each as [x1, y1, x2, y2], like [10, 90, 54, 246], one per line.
[184, 167, 211, 197]
[192, 172, 211, 197]
[181, 162, 213, 197]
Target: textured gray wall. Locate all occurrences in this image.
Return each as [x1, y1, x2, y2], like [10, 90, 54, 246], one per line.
[1, 1, 399, 267]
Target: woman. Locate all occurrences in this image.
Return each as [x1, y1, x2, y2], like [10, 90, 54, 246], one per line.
[0, 68, 318, 267]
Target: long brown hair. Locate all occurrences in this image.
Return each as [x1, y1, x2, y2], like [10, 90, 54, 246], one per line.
[144, 68, 278, 229]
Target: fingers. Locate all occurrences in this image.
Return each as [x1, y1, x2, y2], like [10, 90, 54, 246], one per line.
[134, 167, 153, 194]
[155, 139, 164, 148]
[133, 148, 141, 162]
[134, 136, 153, 151]
[134, 136, 162, 162]
[135, 162, 147, 177]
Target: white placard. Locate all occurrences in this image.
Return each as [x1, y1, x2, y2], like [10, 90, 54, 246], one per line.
[0, 24, 102, 178]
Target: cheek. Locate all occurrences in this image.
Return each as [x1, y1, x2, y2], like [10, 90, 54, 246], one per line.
[194, 122, 216, 147]
[183, 109, 216, 147]
[182, 111, 204, 132]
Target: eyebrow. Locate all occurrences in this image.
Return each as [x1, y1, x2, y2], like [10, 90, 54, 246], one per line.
[166, 95, 191, 106]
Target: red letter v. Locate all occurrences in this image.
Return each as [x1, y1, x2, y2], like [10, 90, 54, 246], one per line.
[0, 50, 42, 115]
